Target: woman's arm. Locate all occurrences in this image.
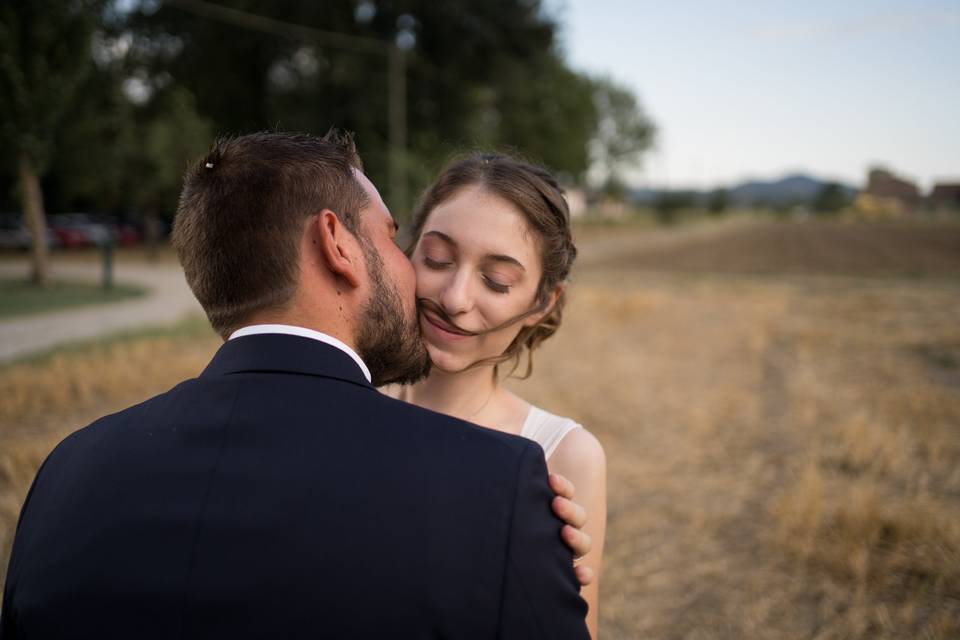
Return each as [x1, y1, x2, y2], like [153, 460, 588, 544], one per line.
[549, 428, 608, 639]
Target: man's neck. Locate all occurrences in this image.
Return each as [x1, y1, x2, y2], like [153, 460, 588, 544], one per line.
[245, 310, 358, 354]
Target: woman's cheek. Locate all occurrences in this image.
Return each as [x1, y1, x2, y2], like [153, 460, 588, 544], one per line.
[411, 262, 429, 293]
[414, 268, 446, 298]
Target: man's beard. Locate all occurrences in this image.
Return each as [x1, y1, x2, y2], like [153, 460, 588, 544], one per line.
[354, 241, 431, 386]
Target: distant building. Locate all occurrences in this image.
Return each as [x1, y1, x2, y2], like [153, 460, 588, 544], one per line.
[593, 197, 631, 220]
[563, 187, 587, 219]
[564, 187, 632, 221]
[930, 183, 960, 212]
[866, 168, 920, 203]
[854, 167, 921, 218]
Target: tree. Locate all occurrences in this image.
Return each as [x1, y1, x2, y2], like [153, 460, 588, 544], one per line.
[589, 76, 656, 189]
[813, 182, 849, 215]
[122, 0, 582, 211]
[120, 0, 648, 215]
[708, 188, 728, 215]
[487, 51, 597, 181]
[654, 191, 694, 226]
[0, 1, 658, 237]
[0, 0, 104, 284]
[124, 86, 213, 255]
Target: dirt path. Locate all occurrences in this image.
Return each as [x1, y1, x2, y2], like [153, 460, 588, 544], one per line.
[0, 260, 202, 363]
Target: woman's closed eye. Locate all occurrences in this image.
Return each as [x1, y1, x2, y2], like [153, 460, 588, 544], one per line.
[423, 256, 452, 270]
[422, 253, 512, 293]
[483, 275, 511, 294]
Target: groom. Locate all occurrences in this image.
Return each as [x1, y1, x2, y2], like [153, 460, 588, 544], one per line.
[1, 131, 589, 638]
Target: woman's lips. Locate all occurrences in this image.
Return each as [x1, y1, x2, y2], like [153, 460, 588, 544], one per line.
[422, 311, 472, 341]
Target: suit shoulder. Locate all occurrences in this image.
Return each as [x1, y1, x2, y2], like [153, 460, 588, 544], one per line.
[51, 376, 207, 450]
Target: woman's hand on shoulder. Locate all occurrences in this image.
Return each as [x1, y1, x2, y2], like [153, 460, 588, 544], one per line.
[548, 472, 595, 586]
[551, 427, 607, 637]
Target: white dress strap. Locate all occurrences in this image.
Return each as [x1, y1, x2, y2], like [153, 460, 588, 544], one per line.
[520, 405, 581, 461]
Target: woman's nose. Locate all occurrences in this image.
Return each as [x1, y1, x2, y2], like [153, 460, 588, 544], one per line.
[439, 268, 474, 316]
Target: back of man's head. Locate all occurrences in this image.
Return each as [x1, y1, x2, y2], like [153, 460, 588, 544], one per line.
[172, 131, 367, 338]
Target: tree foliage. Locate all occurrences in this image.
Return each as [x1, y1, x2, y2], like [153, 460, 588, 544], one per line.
[0, 0, 105, 167]
[0, 0, 109, 283]
[589, 76, 656, 189]
[813, 182, 850, 215]
[708, 188, 728, 215]
[1, 0, 656, 230]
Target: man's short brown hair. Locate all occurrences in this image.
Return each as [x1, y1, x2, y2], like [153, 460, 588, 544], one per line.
[172, 130, 367, 338]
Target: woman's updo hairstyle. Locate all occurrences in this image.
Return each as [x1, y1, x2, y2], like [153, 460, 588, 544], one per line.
[407, 152, 577, 379]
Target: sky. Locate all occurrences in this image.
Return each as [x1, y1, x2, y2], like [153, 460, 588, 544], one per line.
[556, 0, 960, 191]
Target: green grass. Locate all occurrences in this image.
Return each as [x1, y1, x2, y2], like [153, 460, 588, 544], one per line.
[0, 278, 147, 319]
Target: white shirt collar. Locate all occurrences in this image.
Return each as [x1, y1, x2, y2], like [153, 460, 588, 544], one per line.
[228, 324, 371, 383]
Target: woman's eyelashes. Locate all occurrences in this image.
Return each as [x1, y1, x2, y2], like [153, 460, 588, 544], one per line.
[483, 276, 511, 294]
[422, 256, 451, 270]
[422, 256, 512, 294]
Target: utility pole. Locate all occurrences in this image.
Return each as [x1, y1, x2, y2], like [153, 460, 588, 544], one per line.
[167, 0, 409, 215]
[388, 45, 407, 218]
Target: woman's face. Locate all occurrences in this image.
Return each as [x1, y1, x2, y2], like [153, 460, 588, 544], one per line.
[410, 184, 549, 373]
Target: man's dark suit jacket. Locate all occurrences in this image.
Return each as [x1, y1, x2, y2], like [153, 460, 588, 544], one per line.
[1, 333, 588, 639]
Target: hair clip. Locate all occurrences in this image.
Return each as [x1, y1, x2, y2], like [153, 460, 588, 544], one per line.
[205, 162, 214, 169]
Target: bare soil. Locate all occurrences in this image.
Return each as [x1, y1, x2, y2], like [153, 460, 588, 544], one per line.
[584, 218, 960, 278]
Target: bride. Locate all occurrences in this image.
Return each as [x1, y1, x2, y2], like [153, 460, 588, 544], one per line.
[386, 153, 607, 637]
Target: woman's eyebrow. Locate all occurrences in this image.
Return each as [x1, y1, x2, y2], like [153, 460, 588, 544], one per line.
[423, 230, 456, 245]
[423, 230, 525, 270]
[486, 254, 525, 270]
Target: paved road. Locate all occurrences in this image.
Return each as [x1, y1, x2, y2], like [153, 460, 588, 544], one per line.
[0, 260, 202, 363]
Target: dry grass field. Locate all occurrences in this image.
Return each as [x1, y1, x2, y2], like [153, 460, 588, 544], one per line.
[2, 218, 959, 638]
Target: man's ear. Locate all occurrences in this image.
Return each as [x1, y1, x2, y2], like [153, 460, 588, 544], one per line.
[311, 209, 364, 289]
[522, 284, 562, 327]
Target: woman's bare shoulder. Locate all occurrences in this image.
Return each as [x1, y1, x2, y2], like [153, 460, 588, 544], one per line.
[550, 423, 606, 477]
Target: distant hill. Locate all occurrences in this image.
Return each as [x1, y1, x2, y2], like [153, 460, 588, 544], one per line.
[627, 174, 859, 208]
[729, 174, 858, 206]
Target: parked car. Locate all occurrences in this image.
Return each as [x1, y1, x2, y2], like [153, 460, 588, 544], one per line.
[0, 214, 31, 250]
[113, 219, 142, 246]
[48, 213, 113, 248]
[0, 213, 58, 251]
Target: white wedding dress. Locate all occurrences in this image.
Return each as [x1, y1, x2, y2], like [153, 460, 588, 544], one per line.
[520, 405, 582, 461]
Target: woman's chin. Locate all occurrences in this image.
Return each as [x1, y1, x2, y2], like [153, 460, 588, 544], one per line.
[425, 343, 473, 375]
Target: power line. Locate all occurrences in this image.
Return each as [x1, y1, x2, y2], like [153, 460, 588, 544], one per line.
[166, 0, 388, 55]
[164, 0, 409, 213]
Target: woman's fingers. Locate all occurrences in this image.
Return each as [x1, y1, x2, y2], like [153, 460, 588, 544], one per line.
[548, 473, 576, 500]
[550, 476, 592, 565]
[552, 496, 588, 529]
[573, 563, 595, 587]
[561, 524, 593, 559]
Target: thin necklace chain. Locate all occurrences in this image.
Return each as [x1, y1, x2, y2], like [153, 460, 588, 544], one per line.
[399, 380, 498, 421]
[466, 383, 498, 420]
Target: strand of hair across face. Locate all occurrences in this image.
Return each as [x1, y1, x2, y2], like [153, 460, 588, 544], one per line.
[416, 297, 547, 338]
[416, 296, 551, 379]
